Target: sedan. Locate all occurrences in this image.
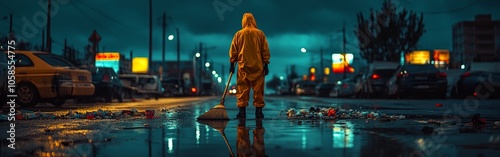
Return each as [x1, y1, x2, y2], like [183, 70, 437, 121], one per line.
[6, 51, 95, 107]
[450, 71, 500, 99]
[386, 64, 447, 99]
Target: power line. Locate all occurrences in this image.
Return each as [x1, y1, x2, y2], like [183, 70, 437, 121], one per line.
[0, 2, 22, 17]
[69, 2, 120, 37]
[76, 0, 135, 29]
[417, 0, 483, 14]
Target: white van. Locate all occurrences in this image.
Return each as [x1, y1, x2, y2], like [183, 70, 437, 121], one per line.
[119, 74, 163, 99]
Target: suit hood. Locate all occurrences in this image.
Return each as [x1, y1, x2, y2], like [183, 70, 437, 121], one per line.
[242, 13, 257, 28]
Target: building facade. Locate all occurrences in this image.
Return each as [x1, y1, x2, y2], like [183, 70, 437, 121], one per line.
[452, 14, 500, 62]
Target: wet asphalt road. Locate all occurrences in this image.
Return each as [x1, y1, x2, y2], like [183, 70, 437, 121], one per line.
[1, 95, 500, 157]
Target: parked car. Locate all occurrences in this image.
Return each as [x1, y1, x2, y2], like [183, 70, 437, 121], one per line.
[450, 71, 500, 99]
[293, 81, 317, 96]
[6, 51, 95, 107]
[161, 78, 197, 97]
[119, 74, 163, 99]
[386, 64, 447, 99]
[330, 77, 358, 98]
[88, 67, 124, 102]
[315, 82, 335, 97]
[361, 68, 397, 98]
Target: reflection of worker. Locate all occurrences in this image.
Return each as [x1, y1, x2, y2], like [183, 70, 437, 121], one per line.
[237, 119, 266, 157]
[229, 13, 271, 118]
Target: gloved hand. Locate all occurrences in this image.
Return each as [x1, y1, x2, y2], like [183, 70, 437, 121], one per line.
[264, 63, 269, 76]
[230, 62, 235, 74]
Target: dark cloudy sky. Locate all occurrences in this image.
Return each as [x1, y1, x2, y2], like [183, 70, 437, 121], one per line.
[1, 0, 500, 78]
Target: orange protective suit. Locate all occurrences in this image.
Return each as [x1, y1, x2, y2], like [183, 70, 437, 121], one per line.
[237, 119, 266, 157]
[229, 13, 271, 108]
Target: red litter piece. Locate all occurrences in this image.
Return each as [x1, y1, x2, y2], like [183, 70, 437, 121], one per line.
[435, 103, 443, 107]
[86, 112, 95, 120]
[145, 110, 155, 119]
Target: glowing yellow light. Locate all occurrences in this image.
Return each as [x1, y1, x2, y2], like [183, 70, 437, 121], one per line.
[132, 57, 149, 73]
[407, 50, 430, 64]
[324, 68, 330, 75]
[310, 67, 316, 73]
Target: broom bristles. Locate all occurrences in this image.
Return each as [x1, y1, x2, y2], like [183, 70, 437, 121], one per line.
[197, 107, 229, 120]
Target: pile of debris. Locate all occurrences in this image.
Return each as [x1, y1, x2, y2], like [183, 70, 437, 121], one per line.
[0, 108, 167, 121]
[283, 107, 406, 120]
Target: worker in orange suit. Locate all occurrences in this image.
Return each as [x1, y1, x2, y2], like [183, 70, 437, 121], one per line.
[229, 12, 271, 118]
[237, 119, 266, 157]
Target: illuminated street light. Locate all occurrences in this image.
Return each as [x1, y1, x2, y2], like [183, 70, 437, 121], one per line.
[218, 77, 222, 83]
[212, 70, 216, 75]
[279, 76, 284, 80]
[215, 74, 219, 78]
[195, 52, 201, 58]
[168, 35, 174, 41]
[301, 48, 307, 53]
[205, 62, 210, 68]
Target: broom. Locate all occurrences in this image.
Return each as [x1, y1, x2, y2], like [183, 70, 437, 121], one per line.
[197, 120, 234, 157]
[196, 71, 234, 120]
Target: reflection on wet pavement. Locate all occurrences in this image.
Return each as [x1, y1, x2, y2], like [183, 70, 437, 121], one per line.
[1, 96, 500, 157]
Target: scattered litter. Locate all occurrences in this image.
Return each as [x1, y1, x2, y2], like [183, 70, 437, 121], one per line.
[0, 108, 166, 121]
[284, 107, 406, 121]
[466, 113, 487, 127]
[435, 103, 443, 107]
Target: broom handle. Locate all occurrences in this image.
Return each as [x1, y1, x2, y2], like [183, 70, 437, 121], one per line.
[220, 131, 235, 157]
[220, 71, 234, 104]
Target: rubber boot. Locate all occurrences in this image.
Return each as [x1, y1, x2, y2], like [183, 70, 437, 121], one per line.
[255, 107, 264, 118]
[236, 107, 246, 118]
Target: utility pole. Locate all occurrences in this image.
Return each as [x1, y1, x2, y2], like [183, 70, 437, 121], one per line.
[148, 0, 153, 73]
[320, 47, 324, 82]
[130, 50, 133, 61]
[41, 29, 45, 51]
[343, 21, 347, 79]
[130, 50, 133, 73]
[162, 12, 166, 69]
[176, 28, 181, 87]
[198, 42, 203, 96]
[46, 0, 52, 53]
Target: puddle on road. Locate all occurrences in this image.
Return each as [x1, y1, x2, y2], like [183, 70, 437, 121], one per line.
[3, 117, 430, 157]
[3, 98, 500, 157]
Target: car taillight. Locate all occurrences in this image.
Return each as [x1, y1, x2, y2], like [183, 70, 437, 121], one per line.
[438, 72, 447, 77]
[342, 84, 349, 88]
[102, 74, 110, 82]
[460, 72, 470, 79]
[397, 73, 409, 78]
[58, 73, 72, 81]
[191, 87, 197, 93]
[371, 74, 380, 79]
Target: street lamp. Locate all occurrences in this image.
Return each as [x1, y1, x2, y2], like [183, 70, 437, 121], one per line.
[205, 62, 210, 68]
[168, 35, 174, 41]
[191, 52, 202, 96]
[301, 48, 307, 53]
[300, 47, 325, 81]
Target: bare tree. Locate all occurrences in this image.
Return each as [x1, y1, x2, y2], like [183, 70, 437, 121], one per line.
[355, 0, 425, 63]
